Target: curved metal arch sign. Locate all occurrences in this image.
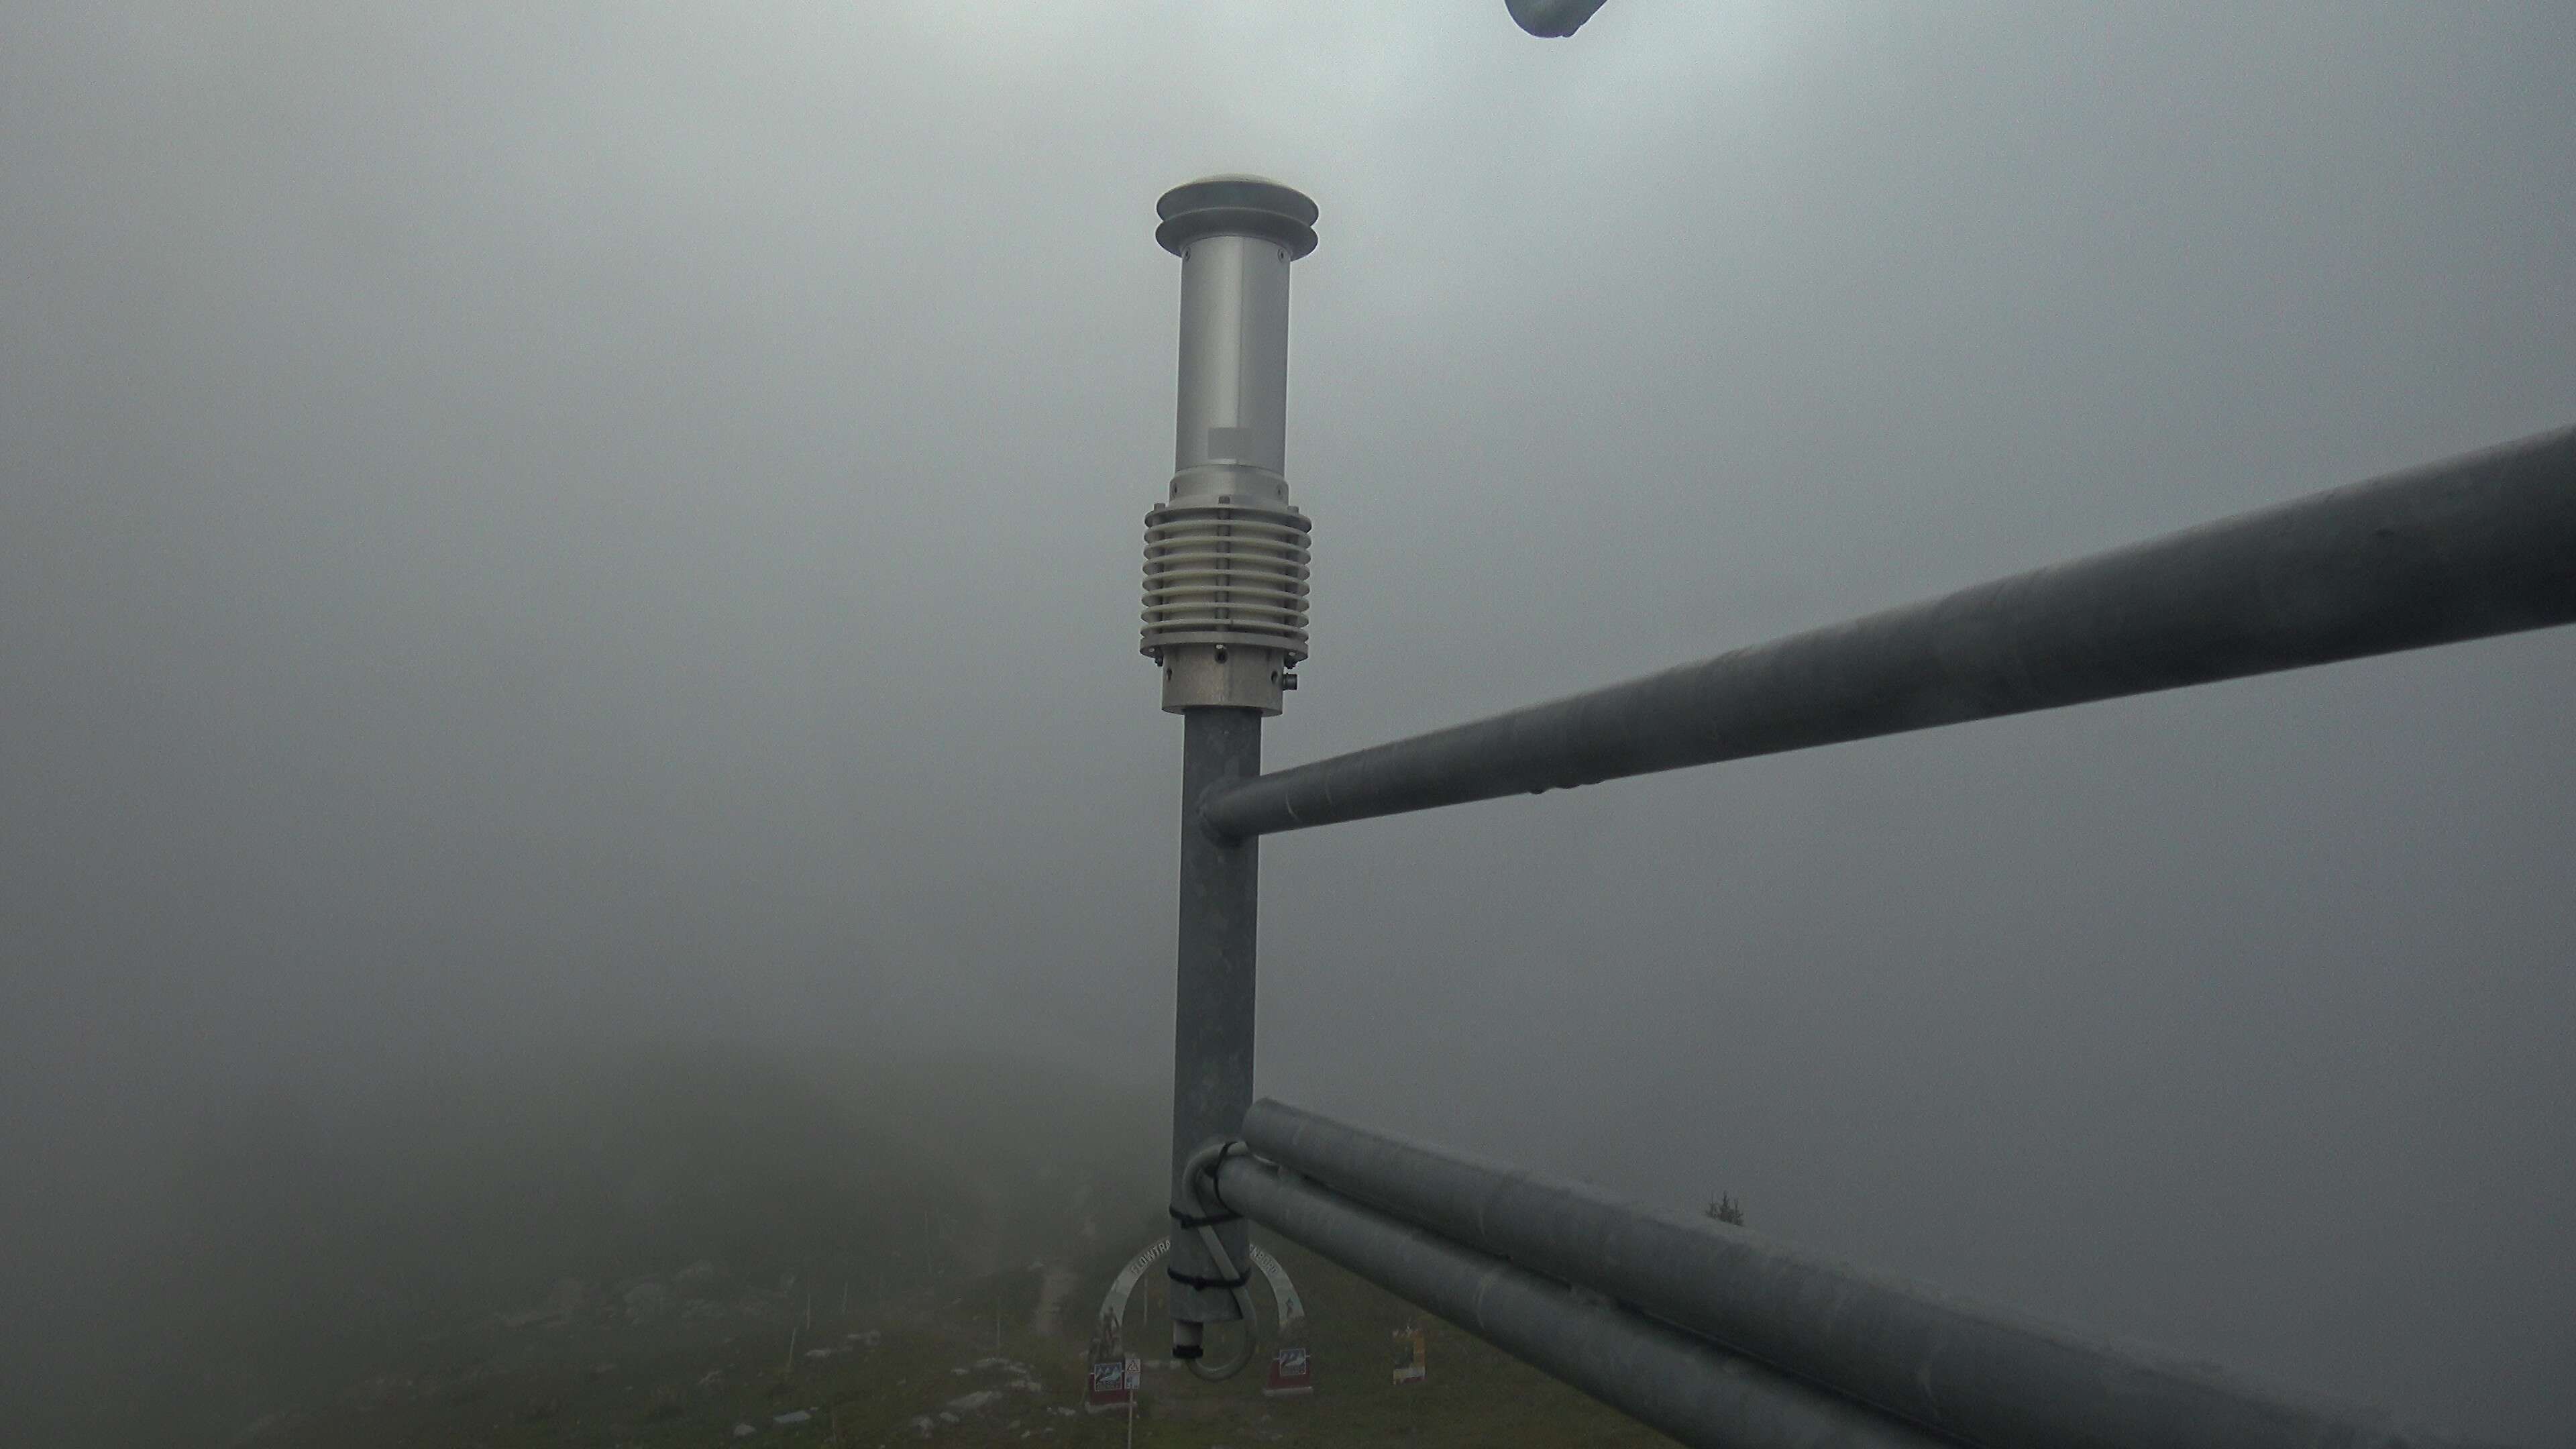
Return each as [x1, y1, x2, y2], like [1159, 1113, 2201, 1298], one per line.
[1090, 1236, 1305, 1356]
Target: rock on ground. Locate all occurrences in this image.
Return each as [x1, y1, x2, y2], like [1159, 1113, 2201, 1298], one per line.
[622, 1281, 674, 1325]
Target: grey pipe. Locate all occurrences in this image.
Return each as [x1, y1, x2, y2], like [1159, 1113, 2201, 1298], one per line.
[1203, 425, 2576, 839]
[1210, 1154, 1949, 1449]
[1240, 1099, 2506, 1449]
[1165, 708, 1262, 1336]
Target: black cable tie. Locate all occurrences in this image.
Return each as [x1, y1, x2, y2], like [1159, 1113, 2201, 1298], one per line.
[1194, 1140, 1247, 1218]
[1169, 1206, 1241, 1230]
[1167, 1268, 1252, 1291]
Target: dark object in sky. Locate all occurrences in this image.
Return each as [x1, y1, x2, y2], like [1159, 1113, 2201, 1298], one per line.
[1508, 0, 1612, 38]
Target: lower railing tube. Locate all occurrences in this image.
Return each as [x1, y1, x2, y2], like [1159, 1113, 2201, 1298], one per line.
[1240, 1100, 2499, 1449]
[1210, 1154, 1949, 1449]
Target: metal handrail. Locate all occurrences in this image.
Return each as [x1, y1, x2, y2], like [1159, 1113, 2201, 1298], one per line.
[1203, 424, 2576, 840]
[1212, 1150, 1948, 1449]
[1224, 1100, 2492, 1449]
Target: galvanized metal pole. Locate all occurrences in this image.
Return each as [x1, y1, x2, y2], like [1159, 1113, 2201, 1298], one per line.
[1144, 176, 1320, 1350]
[1169, 707, 1260, 1339]
[1202, 423, 2576, 840]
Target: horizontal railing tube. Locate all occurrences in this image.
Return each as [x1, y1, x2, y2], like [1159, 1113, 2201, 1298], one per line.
[1203, 425, 2576, 838]
[1240, 1099, 2496, 1449]
[1210, 1155, 1948, 1449]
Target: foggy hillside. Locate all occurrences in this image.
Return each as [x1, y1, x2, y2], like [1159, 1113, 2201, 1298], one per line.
[31, 1053, 1169, 1443]
[27, 1058, 1664, 1448]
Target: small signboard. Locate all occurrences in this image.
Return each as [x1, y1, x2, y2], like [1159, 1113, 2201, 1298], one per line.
[1263, 1344, 1314, 1397]
[1391, 1325, 1428, 1386]
[1084, 1356, 1134, 1414]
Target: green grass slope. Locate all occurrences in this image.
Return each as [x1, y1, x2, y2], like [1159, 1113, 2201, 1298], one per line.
[73, 1051, 1671, 1448]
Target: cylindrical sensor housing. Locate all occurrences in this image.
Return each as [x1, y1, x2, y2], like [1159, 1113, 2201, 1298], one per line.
[1142, 176, 1318, 714]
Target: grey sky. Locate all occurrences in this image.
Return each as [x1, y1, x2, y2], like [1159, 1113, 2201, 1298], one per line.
[4, 3, 2571, 1440]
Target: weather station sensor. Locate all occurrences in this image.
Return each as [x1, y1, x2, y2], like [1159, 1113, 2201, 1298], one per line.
[1140, 175, 1319, 715]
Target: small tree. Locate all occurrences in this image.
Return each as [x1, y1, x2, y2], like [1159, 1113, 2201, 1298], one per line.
[1704, 1193, 1746, 1227]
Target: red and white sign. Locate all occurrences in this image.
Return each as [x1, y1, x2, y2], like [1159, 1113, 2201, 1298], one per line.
[1085, 1356, 1136, 1413]
[1391, 1326, 1428, 1386]
[1263, 1344, 1314, 1397]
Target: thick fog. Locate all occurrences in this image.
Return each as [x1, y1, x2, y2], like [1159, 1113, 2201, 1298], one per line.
[4, 3, 2571, 1441]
